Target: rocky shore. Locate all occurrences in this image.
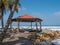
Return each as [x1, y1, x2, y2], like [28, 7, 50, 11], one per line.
[29, 30, 60, 42]
[0, 29, 60, 45]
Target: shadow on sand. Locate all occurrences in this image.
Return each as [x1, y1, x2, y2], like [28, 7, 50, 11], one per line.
[2, 37, 34, 45]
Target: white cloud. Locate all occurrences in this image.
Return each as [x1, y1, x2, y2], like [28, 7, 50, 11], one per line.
[53, 12, 60, 16]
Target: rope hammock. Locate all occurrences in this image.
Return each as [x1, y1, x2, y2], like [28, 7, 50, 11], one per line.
[20, 26, 31, 29]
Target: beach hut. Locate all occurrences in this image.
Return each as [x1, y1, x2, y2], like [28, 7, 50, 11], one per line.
[11, 14, 42, 32]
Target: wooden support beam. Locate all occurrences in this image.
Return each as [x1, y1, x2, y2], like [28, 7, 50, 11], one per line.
[36, 21, 38, 32]
[31, 22, 32, 30]
[10, 23, 12, 29]
[19, 22, 20, 30]
[40, 22, 42, 32]
[18, 21, 19, 29]
[17, 21, 20, 32]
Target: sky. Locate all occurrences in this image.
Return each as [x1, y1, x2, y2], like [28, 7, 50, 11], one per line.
[0, 0, 60, 26]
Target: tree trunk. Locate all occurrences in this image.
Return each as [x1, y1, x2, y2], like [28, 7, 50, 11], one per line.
[1, 11, 4, 28]
[0, 0, 19, 42]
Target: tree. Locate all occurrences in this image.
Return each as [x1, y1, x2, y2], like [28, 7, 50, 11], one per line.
[0, 0, 21, 42]
[0, 0, 9, 28]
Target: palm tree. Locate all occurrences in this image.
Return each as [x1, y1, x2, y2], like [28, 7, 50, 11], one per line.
[0, 0, 21, 42]
[0, 0, 9, 28]
[0, 0, 19, 28]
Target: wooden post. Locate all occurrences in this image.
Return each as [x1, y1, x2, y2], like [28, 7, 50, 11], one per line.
[36, 21, 38, 32]
[40, 22, 42, 32]
[19, 22, 20, 31]
[31, 22, 32, 30]
[18, 21, 19, 29]
[17, 21, 19, 32]
[19, 22, 20, 28]
[34, 21, 38, 39]
[10, 23, 12, 29]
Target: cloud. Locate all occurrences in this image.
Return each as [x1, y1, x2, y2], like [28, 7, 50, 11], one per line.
[53, 12, 60, 16]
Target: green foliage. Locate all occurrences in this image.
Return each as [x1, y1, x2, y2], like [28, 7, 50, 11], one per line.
[0, 0, 21, 13]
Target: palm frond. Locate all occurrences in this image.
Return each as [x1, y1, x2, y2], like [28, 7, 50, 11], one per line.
[0, 0, 21, 13]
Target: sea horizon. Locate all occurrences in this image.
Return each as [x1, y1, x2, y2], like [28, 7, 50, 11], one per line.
[0, 25, 60, 31]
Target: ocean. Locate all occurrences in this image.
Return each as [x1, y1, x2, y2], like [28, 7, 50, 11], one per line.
[42, 26, 60, 31]
[11, 26, 60, 31]
[0, 26, 60, 31]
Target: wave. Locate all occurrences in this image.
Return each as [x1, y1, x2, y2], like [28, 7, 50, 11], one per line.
[12, 26, 60, 31]
[0, 26, 60, 31]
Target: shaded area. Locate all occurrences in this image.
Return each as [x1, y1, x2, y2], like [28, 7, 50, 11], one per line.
[3, 37, 34, 45]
